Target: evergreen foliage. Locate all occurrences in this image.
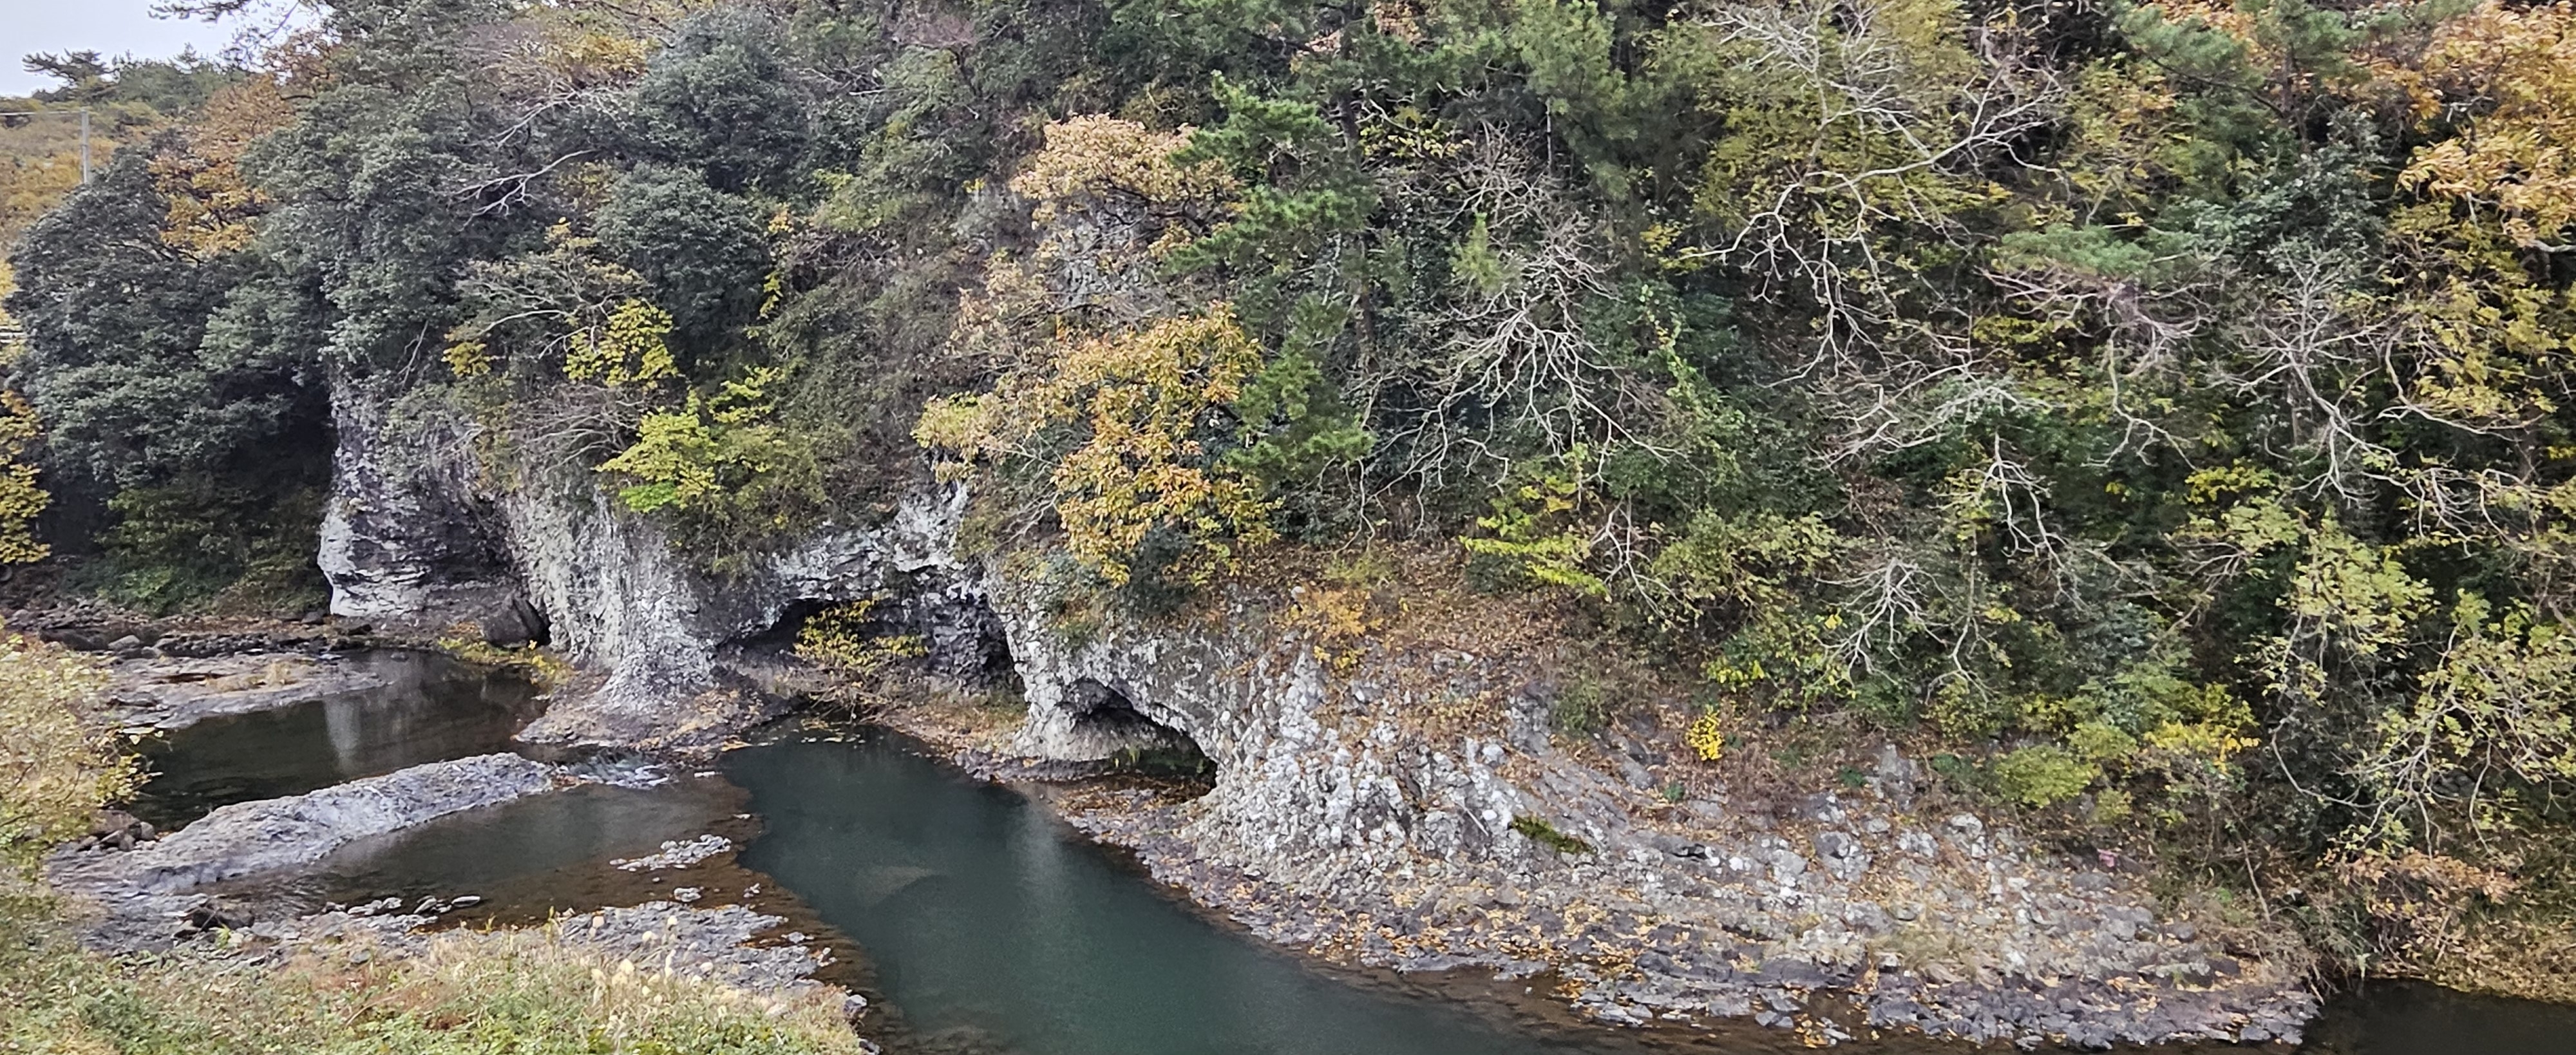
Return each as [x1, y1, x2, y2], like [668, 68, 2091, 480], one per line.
[12, 0, 2576, 990]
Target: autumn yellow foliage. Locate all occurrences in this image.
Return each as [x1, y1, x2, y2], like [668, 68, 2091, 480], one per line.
[920, 306, 1278, 584]
[0, 631, 131, 875]
[1685, 711, 1727, 761]
[2387, 1, 2576, 251]
[565, 298, 681, 387]
[1008, 115, 1236, 227]
[0, 387, 48, 566]
[153, 77, 294, 258]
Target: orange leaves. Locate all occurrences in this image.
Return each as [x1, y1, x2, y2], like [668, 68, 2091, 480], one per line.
[153, 76, 294, 258]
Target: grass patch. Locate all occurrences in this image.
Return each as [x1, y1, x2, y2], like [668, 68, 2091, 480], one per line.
[0, 890, 864, 1054]
[0, 625, 866, 1053]
[435, 632, 574, 689]
[1511, 815, 1595, 855]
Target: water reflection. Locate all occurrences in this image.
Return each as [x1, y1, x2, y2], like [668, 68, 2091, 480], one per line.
[2297, 980, 2576, 1054]
[268, 777, 755, 921]
[726, 731, 1994, 1055]
[128, 650, 544, 830]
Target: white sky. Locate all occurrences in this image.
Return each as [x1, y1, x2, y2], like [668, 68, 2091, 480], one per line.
[0, 0, 243, 97]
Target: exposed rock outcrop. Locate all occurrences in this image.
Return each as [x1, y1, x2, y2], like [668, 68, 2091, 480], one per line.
[102, 651, 399, 729]
[964, 583, 2319, 1048]
[319, 382, 542, 645]
[48, 754, 564, 949]
[316, 377, 2320, 1046]
[319, 382, 998, 754]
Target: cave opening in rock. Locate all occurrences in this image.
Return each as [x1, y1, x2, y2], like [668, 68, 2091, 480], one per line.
[757, 578, 1025, 704]
[1065, 678, 1213, 781]
[936, 592, 1021, 695]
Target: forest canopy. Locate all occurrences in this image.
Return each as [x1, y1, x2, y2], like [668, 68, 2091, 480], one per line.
[10, 0, 2576, 990]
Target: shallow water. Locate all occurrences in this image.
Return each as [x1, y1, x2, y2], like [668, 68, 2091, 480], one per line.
[132, 671, 2576, 1055]
[128, 650, 544, 830]
[274, 776, 755, 918]
[723, 730, 1985, 1055]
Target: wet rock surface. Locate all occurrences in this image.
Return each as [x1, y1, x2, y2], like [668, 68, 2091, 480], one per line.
[100, 651, 399, 729]
[616, 835, 735, 872]
[5, 604, 386, 660]
[48, 754, 568, 949]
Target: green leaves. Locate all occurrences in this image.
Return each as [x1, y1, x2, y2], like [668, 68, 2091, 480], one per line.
[594, 166, 772, 357]
[1463, 450, 1608, 597]
[598, 366, 797, 517]
[634, 12, 810, 193]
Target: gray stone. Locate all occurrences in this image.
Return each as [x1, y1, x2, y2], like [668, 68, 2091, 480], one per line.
[52, 753, 558, 900]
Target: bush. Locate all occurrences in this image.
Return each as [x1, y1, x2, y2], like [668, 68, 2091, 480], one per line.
[0, 631, 131, 876]
[918, 307, 1278, 586]
[93, 476, 328, 614]
[1989, 745, 2099, 808]
[1510, 815, 1595, 855]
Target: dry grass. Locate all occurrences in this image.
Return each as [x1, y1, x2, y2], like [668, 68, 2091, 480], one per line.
[0, 895, 864, 1054]
[0, 627, 866, 1054]
[0, 630, 134, 876]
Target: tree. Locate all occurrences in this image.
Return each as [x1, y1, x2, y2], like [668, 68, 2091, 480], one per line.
[593, 165, 770, 361]
[632, 11, 808, 193]
[21, 53, 113, 104]
[5, 151, 308, 488]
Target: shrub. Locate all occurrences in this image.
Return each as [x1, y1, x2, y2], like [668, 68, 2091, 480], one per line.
[1685, 710, 1727, 761]
[918, 307, 1278, 585]
[1510, 815, 1595, 855]
[0, 631, 133, 876]
[1990, 745, 2099, 808]
[1550, 674, 1612, 737]
[0, 390, 48, 564]
[794, 597, 926, 682]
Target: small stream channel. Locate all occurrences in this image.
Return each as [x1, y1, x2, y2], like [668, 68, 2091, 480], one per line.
[128, 650, 545, 830]
[133, 655, 2576, 1055]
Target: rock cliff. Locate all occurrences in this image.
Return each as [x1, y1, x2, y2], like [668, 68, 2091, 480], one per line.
[318, 381, 994, 751]
[980, 582, 2316, 1047]
[315, 379, 2319, 1047]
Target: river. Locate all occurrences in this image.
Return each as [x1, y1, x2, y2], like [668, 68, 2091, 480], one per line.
[138, 658, 2576, 1055]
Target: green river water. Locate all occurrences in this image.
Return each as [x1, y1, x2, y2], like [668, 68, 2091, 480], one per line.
[145, 659, 2576, 1055]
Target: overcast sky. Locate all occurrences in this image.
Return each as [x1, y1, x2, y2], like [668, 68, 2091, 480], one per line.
[0, 0, 242, 97]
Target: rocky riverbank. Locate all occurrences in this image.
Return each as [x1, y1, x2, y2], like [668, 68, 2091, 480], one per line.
[254, 898, 853, 1004]
[873, 587, 2322, 1050]
[303, 380, 2325, 1047]
[46, 754, 569, 949]
[100, 651, 399, 729]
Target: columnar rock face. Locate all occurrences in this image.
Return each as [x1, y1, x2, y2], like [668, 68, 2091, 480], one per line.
[319, 382, 993, 748]
[988, 586, 2319, 1048]
[318, 382, 540, 644]
[994, 586, 1522, 873]
[318, 380, 2320, 1047]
